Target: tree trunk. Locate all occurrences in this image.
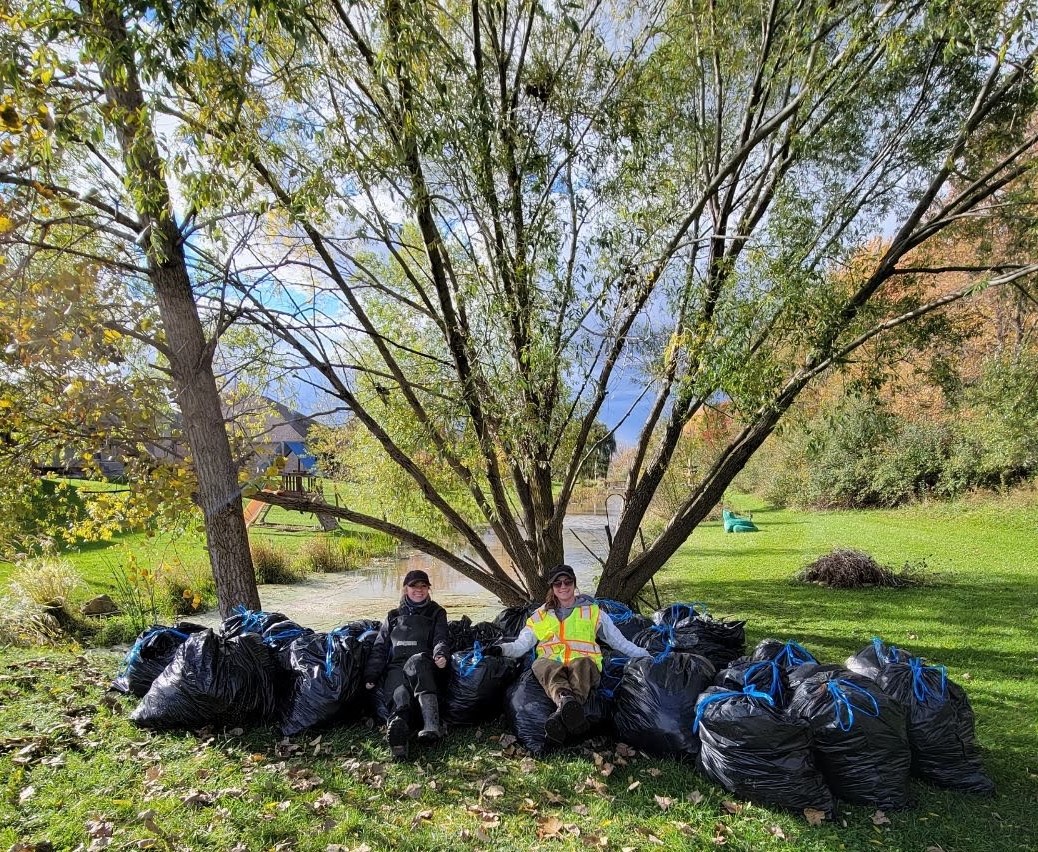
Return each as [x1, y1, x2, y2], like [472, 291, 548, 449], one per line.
[87, 0, 259, 617]
[150, 262, 260, 616]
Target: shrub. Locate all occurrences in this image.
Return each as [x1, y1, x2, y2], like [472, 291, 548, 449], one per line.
[8, 555, 84, 607]
[797, 548, 924, 589]
[162, 560, 216, 616]
[251, 540, 305, 584]
[109, 555, 164, 635]
[91, 614, 145, 647]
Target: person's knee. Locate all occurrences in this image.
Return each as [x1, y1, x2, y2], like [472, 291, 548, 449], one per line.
[403, 652, 434, 676]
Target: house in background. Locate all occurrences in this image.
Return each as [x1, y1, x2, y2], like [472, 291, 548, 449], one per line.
[224, 395, 321, 492]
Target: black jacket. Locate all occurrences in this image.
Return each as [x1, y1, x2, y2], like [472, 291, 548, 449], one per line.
[363, 598, 450, 683]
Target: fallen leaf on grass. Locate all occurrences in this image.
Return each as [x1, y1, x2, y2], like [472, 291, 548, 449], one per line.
[19, 785, 35, 804]
[181, 791, 213, 808]
[768, 824, 787, 840]
[687, 790, 705, 805]
[313, 792, 340, 811]
[721, 800, 743, 815]
[582, 833, 609, 847]
[654, 795, 673, 811]
[626, 780, 640, 792]
[925, 846, 945, 852]
[544, 789, 566, 804]
[635, 826, 664, 845]
[411, 810, 433, 829]
[483, 784, 505, 798]
[403, 783, 422, 799]
[871, 810, 891, 826]
[645, 767, 662, 777]
[573, 804, 589, 815]
[803, 808, 826, 826]
[615, 743, 637, 758]
[537, 816, 566, 839]
[499, 734, 517, 748]
[86, 819, 114, 838]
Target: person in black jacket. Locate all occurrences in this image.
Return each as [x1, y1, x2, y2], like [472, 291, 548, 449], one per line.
[364, 569, 450, 759]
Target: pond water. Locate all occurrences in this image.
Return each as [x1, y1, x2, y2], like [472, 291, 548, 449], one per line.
[199, 513, 616, 630]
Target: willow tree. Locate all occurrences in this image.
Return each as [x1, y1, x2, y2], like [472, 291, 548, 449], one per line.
[51, 0, 1038, 605]
[0, 0, 260, 613]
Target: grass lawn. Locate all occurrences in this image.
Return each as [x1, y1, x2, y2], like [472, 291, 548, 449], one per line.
[1, 493, 1037, 850]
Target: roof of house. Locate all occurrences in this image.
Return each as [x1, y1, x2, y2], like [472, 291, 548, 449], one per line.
[225, 395, 317, 444]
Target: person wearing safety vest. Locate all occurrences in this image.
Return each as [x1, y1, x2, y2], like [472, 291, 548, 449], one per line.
[484, 564, 651, 744]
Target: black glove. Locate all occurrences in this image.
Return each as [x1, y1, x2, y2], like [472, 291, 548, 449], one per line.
[482, 644, 503, 657]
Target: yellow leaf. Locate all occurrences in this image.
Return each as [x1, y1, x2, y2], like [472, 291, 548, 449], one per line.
[0, 215, 14, 234]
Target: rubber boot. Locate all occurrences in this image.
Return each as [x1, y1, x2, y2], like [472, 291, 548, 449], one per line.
[417, 693, 443, 742]
[387, 715, 410, 760]
[557, 690, 588, 737]
[544, 690, 586, 744]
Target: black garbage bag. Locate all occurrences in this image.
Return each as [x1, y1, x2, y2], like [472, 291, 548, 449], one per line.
[788, 670, 911, 809]
[472, 620, 505, 647]
[751, 639, 819, 671]
[492, 602, 539, 639]
[695, 686, 834, 814]
[615, 614, 653, 642]
[342, 618, 380, 637]
[714, 659, 789, 708]
[262, 620, 315, 656]
[652, 601, 710, 627]
[845, 637, 912, 680]
[444, 642, 521, 725]
[112, 622, 207, 697]
[448, 618, 505, 653]
[636, 603, 745, 668]
[220, 605, 290, 638]
[596, 654, 629, 704]
[448, 616, 476, 651]
[131, 630, 280, 730]
[788, 662, 847, 691]
[505, 668, 610, 755]
[280, 629, 369, 736]
[876, 659, 994, 795]
[613, 653, 716, 759]
[633, 619, 745, 669]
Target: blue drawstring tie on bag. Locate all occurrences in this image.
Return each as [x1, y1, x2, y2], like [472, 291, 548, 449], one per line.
[826, 678, 880, 732]
[909, 656, 947, 705]
[693, 686, 774, 733]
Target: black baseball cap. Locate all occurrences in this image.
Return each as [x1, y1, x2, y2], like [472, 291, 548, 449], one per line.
[546, 564, 576, 585]
[403, 569, 431, 587]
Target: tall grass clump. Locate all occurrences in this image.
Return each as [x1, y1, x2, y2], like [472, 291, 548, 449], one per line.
[8, 555, 84, 607]
[295, 536, 352, 573]
[0, 594, 65, 646]
[251, 540, 305, 584]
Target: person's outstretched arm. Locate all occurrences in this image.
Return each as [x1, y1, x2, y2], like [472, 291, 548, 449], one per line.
[596, 611, 651, 659]
[486, 626, 537, 658]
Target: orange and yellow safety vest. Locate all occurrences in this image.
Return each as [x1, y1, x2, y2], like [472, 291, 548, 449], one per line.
[527, 604, 603, 669]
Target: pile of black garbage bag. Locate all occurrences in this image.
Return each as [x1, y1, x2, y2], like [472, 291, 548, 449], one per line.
[115, 602, 993, 815]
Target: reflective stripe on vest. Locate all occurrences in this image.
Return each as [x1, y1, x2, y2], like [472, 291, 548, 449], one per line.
[526, 604, 602, 669]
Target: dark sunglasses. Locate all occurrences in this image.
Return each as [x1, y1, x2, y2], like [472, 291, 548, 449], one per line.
[551, 578, 575, 588]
